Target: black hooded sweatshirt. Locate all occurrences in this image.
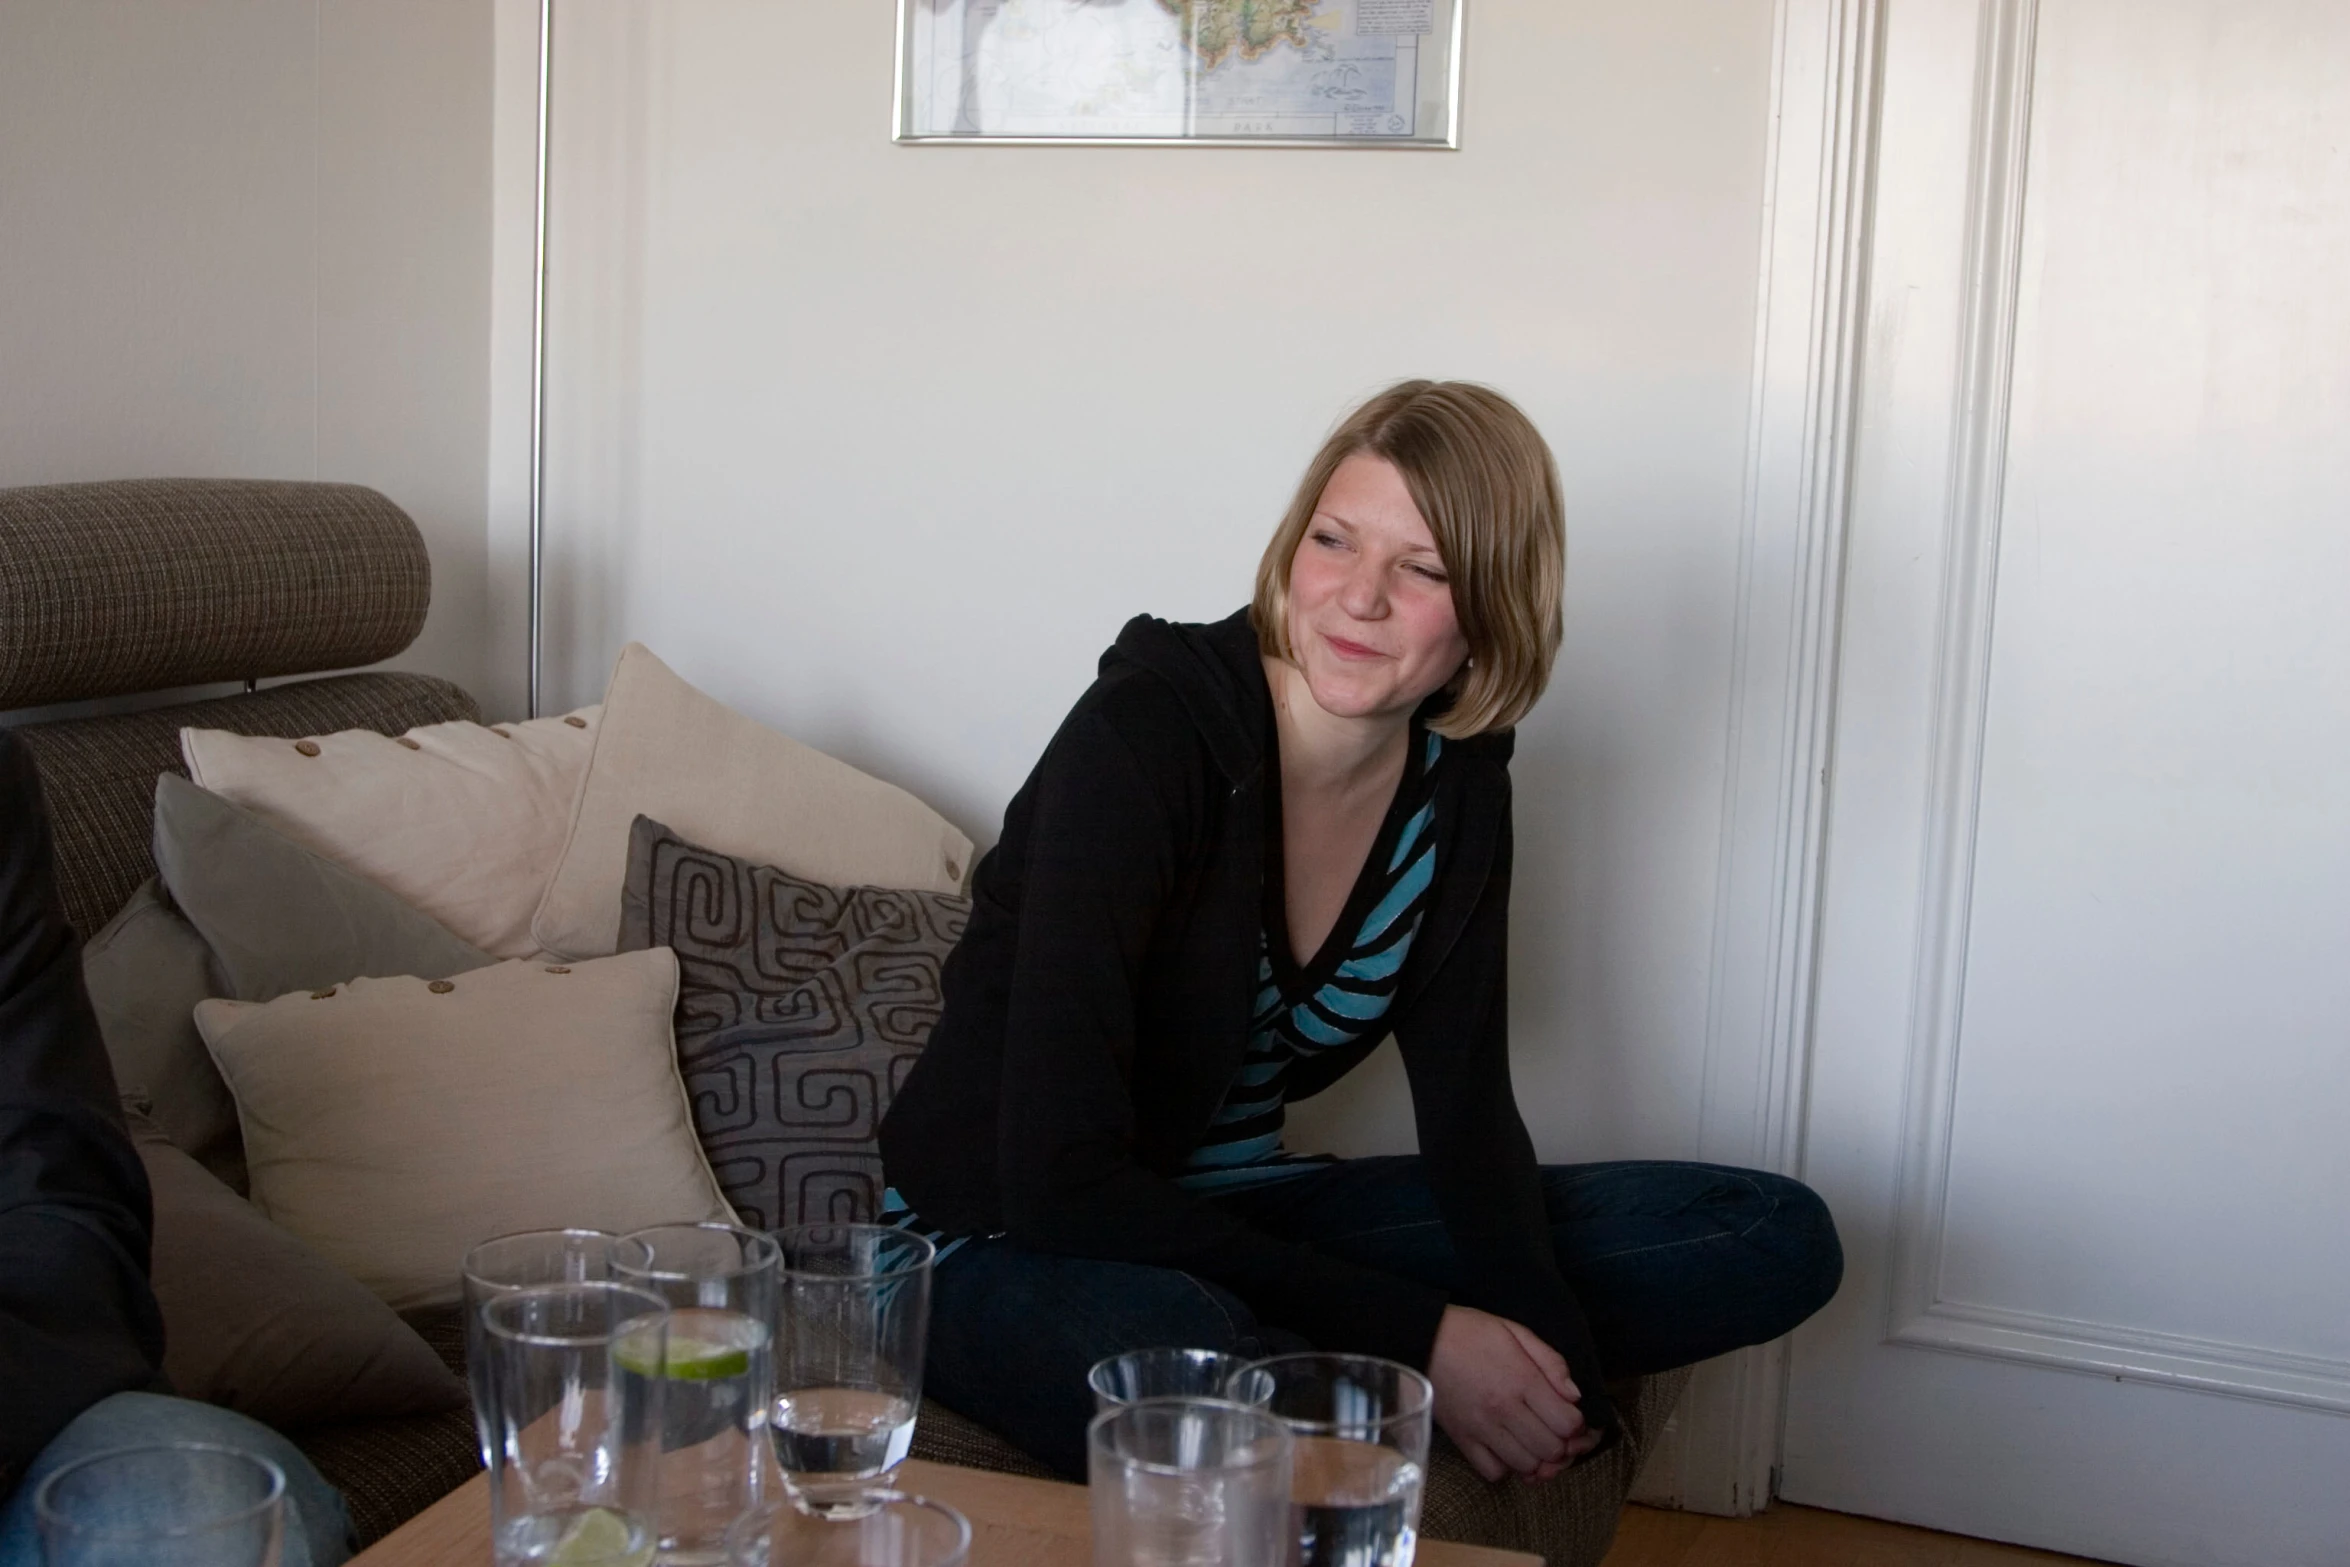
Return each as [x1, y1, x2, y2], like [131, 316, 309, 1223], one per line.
[880, 610, 1615, 1435]
[0, 731, 167, 1498]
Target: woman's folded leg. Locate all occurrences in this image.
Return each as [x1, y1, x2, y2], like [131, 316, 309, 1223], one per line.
[1215, 1156, 1843, 1378]
[1524, 1159, 1843, 1376]
[922, 1240, 1303, 1481]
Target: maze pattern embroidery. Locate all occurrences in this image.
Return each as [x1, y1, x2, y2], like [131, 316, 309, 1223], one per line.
[618, 815, 969, 1230]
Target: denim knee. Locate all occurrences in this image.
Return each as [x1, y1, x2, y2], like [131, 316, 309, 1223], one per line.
[0, 1393, 353, 1567]
[926, 1244, 1300, 1481]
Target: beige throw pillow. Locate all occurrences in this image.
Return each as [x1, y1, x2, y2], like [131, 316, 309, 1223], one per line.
[194, 949, 732, 1311]
[181, 707, 601, 959]
[530, 644, 973, 961]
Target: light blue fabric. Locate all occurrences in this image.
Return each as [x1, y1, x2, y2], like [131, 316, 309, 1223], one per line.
[1285, 1005, 1363, 1048]
[1354, 840, 1434, 943]
[1332, 935, 1409, 982]
[1184, 1132, 1285, 1168]
[879, 1187, 973, 1269]
[0, 1393, 352, 1567]
[1309, 981, 1395, 1021]
[1388, 798, 1435, 871]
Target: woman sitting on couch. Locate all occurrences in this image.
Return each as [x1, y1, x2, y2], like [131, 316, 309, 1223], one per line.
[879, 379, 1843, 1482]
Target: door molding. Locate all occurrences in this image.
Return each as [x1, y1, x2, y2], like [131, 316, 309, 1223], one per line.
[1879, 0, 2039, 1354]
[1638, 0, 1884, 1517]
[1893, 1300, 2350, 1415]
[1876, 0, 2350, 1419]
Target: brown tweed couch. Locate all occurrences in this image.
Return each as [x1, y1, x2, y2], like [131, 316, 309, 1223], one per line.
[1, 477, 1686, 1562]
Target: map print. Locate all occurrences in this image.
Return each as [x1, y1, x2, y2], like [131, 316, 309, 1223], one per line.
[903, 0, 1451, 142]
[1177, 0, 1319, 69]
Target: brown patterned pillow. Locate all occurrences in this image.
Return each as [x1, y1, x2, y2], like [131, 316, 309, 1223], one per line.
[616, 815, 969, 1230]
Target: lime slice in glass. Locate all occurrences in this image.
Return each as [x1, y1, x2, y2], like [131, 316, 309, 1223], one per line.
[613, 1307, 763, 1381]
[546, 1506, 649, 1567]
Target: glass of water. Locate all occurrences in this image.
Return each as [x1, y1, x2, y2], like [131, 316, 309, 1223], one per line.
[769, 1223, 934, 1517]
[1246, 1355, 1432, 1567]
[1089, 1349, 1277, 1413]
[463, 1229, 624, 1466]
[480, 1281, 670, 1567]
[34, 1444, 286, 1567]
[616, 1223, 782, 1565]
[1089, 1398, 1294, 1567]
[722, 1492, 970, 1567]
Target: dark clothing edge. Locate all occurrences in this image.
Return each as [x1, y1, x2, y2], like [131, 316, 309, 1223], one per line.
[0, 730, 167, 1498]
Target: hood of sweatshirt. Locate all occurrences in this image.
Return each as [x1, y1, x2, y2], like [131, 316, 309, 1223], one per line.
[1099, 608, 1270, 790]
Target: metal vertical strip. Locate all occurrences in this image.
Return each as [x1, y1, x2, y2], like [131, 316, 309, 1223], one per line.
[527, 0, 554, 718]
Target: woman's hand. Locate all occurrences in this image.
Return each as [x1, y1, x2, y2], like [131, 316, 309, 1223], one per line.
[1426, 1304, 1604, 1483]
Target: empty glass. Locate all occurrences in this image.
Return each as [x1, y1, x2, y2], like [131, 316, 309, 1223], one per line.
[480, 1281, 670, 1567]
[615, 1223, 782, 1564]
[34, 1444, 286, 1567]
[770, 1224, 934, 1518]
[1089, 1349, 1277, 1413]
[462, 1228, 625, 1466]
[722, 1492, 970, 1567]
[1247, 1355, 1432, 1567]
[1089, 1398, 1294, 1567]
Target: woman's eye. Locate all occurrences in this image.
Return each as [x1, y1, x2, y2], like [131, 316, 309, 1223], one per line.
[1408, 564, 1448, 583]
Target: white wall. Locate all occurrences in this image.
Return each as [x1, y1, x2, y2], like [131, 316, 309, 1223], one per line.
[500, 0, 1777, 1161]
[0, 0, 495, 700]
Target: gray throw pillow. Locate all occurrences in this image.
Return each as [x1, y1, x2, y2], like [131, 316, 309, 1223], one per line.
[128, 1104, 468, 1429]
[616, 814, 969, 1230]
[84, 880, 243, 1188]
[152, 772, 495, 1002]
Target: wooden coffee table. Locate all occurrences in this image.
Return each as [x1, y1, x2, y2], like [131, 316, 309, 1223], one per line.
[350, 1460, 1541, 1567]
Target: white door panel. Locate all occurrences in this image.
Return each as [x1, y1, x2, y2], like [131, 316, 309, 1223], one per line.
[1779, 0, 2350, 1560]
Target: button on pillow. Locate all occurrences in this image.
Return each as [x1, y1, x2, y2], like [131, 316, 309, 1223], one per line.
[181, 708, 599, 959]
[194, 949, 733, 1311]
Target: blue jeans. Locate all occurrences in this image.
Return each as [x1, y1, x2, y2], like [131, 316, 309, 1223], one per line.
[0, 1393, 353, 1567]
[924, 1158, 1843, 1479]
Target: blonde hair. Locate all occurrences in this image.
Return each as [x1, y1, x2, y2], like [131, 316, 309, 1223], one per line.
[1252, 380, 1566, 738]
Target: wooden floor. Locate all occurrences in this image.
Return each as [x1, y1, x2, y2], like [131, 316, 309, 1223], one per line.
[1601, 1504, 2116, 1567]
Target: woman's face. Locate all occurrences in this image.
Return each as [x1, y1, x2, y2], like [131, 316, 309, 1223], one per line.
[1284, 453, 1471, 724]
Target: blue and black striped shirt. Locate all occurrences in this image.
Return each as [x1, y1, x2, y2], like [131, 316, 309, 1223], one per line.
[1176, 727, 1444, 1193]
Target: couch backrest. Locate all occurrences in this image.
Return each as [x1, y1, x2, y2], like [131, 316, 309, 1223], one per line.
[0, 478, 436, 711]
[0, 479, 479, 937]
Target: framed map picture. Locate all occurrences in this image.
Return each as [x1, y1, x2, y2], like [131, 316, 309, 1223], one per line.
[895, 0, 1463, 148]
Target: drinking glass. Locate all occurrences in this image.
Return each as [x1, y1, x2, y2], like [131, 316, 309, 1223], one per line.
[769, 1223, 934, 1517]
[615, 1223, 782, 1564]
[722, 1493, 970, 1567]
[1089, 1349, 1277, 1413]
[34, 1444, 285, 1567]
[1246, 1355, 1432, 1567]
[463, 1228, 624, 1466]
[1089, 1398, 1294, 1567]
[480, 1281, 670, 1567]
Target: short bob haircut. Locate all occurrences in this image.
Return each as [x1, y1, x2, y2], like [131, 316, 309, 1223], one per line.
[1252, 380, 1566, 739]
